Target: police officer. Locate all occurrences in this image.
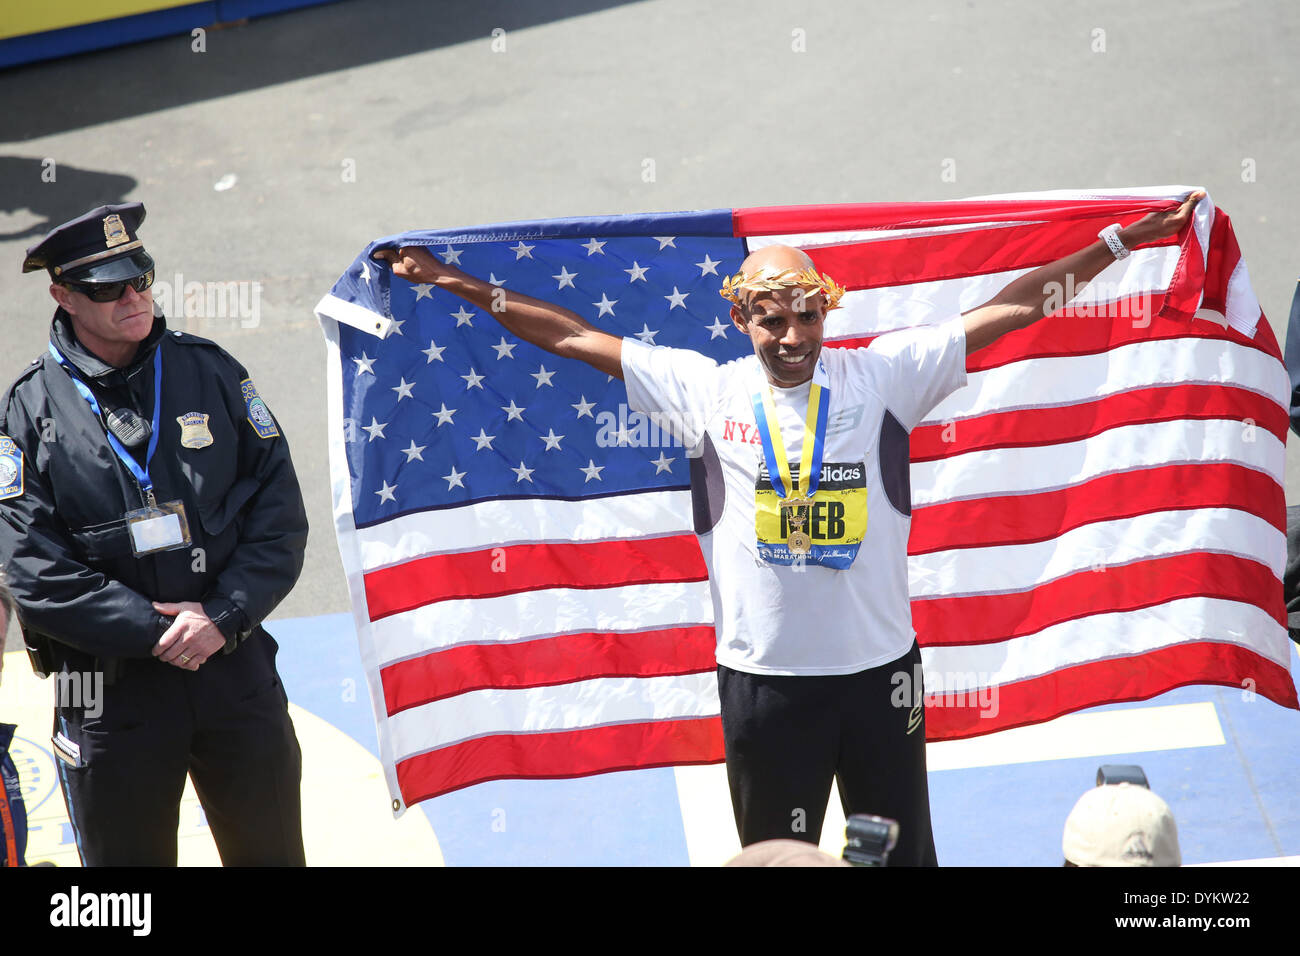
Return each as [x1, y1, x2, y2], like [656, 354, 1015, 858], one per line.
[0, 203, 309, 866]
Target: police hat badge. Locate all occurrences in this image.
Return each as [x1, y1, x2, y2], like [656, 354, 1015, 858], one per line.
[103, 213, 130, 248]
[22, 202, 152, 283]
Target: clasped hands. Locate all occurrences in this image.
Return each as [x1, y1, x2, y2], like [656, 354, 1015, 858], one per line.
[152, 601, 225, 671]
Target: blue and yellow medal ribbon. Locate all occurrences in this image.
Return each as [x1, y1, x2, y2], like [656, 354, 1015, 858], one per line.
[751, 378, 829, 500]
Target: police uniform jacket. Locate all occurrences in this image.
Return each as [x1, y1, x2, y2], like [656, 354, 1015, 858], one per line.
[0, 310, 308, 673]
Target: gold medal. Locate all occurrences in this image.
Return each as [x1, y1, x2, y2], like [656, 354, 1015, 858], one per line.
[782, 495, 811, 554]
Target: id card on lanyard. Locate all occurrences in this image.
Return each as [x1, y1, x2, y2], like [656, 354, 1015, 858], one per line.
[48, 343, 192, 557]
[751, 360, 867, 569]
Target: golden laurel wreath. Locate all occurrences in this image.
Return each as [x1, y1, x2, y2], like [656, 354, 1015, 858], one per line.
[719, 266, 846, 310]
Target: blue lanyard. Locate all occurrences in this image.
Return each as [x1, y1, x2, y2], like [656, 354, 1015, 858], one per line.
[47, 343, 163, 502]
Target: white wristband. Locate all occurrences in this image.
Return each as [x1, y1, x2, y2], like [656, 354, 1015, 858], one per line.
[1098, 224, 1130, 260]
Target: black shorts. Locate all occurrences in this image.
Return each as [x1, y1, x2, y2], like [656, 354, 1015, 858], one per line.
[718, 639, 938, 865]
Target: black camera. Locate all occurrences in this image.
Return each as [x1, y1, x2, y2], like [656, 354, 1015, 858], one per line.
[842, 814, 899, 866]
[1096, 764, 1149, 788]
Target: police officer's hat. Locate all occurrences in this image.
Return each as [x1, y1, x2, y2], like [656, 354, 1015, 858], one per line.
[22, 202, 155, 284]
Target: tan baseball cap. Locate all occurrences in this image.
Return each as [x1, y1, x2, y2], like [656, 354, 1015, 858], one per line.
[1062, 783, 1181, 867]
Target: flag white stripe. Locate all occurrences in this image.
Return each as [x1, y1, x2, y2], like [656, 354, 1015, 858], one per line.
[320, 316, 408, 813]
[921, 597, 1289, 687]
[389, 672, 721, 760]
[907, 507, 1284, 597]
[1226, 257, 1262, 336]
[371, 580, 715, 665]
[911, 418, 1283, 505]
[924, 336, 1287, 425]
[355, 489, 694, 570]
[747, 219, 1036, 249]
[831, 272, 1034, 336]
[820, 249, 1178, 339]
[962, 185, 1213, 277]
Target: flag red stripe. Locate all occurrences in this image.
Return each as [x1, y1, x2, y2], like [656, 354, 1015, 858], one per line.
[1248, 306, 1283, 361]
[1200, 207, 1240, 318]
[1198, 207, 1267, 336]
[827, 298, 1280, 372]
[909, 463, 1285, 555]
[395, 717, 725, 803]
[805, 218, 1175, 291]
[1158, 213, 1207, 323]
[364, 534, 709, 621]
[912, 552, 1285, 648]
[910, 384, 1287, 461]
[381, 626, 718, 715]
[733, 197, 1174, 237]
[922, 642, 1299, 740]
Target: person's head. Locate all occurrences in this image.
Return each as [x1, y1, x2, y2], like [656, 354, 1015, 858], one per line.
[24, 203, 156, 366]
[724, 839, 850, 867]
[1062, 783, 1181, 867]
[720, 245, 845, 388]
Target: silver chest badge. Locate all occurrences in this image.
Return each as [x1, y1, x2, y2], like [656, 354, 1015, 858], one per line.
[177, 412, 213, 449]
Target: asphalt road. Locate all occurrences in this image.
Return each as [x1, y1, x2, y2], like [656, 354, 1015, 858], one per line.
[1, 0, 1297, 635]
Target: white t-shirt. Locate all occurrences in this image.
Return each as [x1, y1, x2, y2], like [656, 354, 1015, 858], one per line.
[621, 318, 968, 676]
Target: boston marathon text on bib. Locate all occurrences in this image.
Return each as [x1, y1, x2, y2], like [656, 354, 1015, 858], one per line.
[755, 461, 867, 568]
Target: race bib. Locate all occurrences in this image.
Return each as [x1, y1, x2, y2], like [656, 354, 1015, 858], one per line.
[755, 460, 867, 569]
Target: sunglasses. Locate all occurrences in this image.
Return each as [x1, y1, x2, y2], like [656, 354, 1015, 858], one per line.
[62, 270, 155, 302]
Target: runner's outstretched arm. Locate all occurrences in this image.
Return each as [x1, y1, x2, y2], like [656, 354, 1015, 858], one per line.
[373, 246, 625, 379]
[961, 190, 1204, 355]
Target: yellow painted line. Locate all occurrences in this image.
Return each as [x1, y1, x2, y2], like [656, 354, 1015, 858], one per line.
[293, 704, 443, 866]
[2, 650, 441, 866]
[1, 2, 195, 41]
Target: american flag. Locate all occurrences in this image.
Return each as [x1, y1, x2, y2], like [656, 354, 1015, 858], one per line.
[315, 187, 1297, 813]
